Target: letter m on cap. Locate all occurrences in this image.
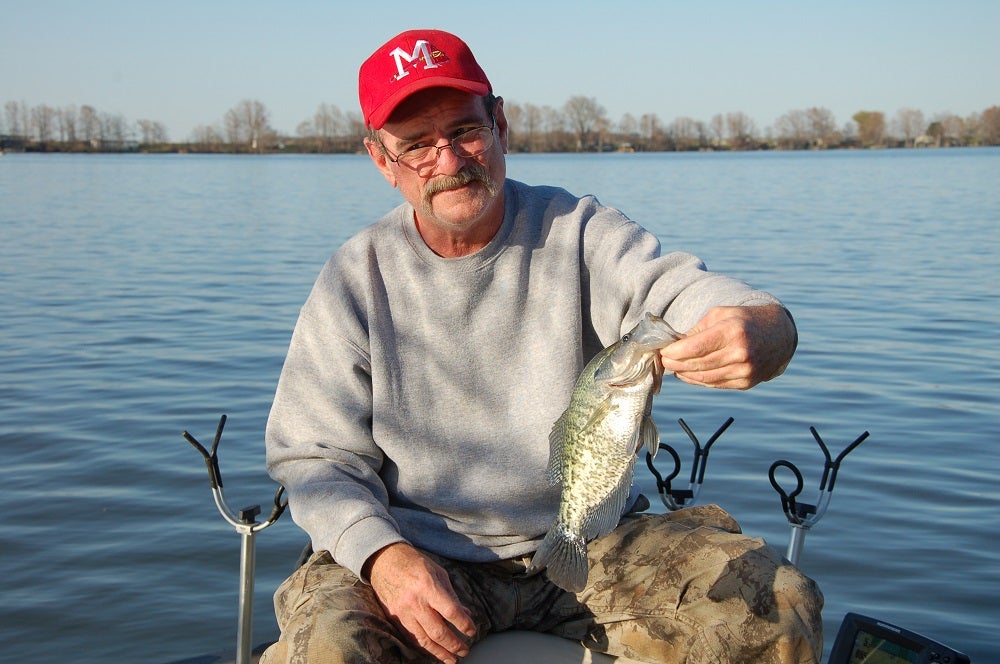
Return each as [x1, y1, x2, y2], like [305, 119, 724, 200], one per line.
[389, 40, 447, 81]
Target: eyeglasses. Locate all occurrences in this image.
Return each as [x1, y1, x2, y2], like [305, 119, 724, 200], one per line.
[381, 117, 496, 173]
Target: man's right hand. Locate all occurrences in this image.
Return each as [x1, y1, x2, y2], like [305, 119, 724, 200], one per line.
[366, 542, 477, 664]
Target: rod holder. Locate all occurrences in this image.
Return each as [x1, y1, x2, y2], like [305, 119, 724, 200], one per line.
[183, 415, 287, 664]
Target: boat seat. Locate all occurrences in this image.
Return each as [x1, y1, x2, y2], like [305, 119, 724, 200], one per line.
[465, 631, 638, 663]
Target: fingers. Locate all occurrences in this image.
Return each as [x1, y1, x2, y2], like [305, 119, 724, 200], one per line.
[416, 585, 476, 662]
[368, 543, 476, 663]
[400, 616, 469, 664]
[668, 303, 795, 389]
[664, 348, 755, 389]
[660, 317, 740, 380]
[390, 583, 473, 663]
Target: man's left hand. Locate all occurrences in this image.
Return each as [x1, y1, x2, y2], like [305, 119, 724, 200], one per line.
[659, 304, 796, 390]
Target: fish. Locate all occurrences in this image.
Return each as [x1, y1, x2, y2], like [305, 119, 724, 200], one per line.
[530, 312, 682, 592]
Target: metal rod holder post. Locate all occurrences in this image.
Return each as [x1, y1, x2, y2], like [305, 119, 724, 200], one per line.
[769, 427, 870, 567]
[646, 417, 734, 511]
[236, 506, 261, 664]
[785, 523, 808, 567]
[183, 415, 287, 664]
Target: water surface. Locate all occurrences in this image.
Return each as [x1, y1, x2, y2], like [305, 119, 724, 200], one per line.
[1, 149, 997, 662]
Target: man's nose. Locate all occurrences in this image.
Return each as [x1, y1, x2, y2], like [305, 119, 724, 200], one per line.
[432, 142, 465, 174]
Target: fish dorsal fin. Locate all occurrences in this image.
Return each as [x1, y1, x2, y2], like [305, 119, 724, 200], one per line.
[580, 455, 637, 542]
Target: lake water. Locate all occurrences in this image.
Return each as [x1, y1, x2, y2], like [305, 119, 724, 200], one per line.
[1, 149, 997, 663]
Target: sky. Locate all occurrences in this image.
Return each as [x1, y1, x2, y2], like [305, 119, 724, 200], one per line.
[3, 0, 998, 141]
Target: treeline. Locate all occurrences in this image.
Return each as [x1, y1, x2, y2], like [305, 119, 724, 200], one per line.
[3, 97, 999, 154]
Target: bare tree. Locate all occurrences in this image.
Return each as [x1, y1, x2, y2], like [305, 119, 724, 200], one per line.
[893, 107, 925, 146]
[311, 102, 344, 151]
[709, 114, 725, 147]
[668, 116, 702, 151]
[928, 112, 964, 146]
[774, 109, 809, 149]
[58, 105, 78, 142]
[618, 112, 639, 148]
[638, 113, 661, 150]
[545, 105, 572, 150]
[315, 103, 344, 137]
[79, 105, 100, 144]
[962, 111, 986, 145]
[806, 107, 838, 146]
[4, 100, 29, 138]
[224, 99, 273, 151]
[137, 119, 169, 144]
[190, 124, 225, 148]
[512, 102, 543, 152]
[725, 112, 757, 149]
[100, 112, 130, 147]
[296, 119, 314, 137]
[502, 100, 524, 151]
[522, 102, 546, 152]
[345, 110, 367, 146]
[31, 104, 57, 142]
[563, 95, 607, 151]
[979, 106, 1000, 145]
[595, 115, 611, 152]
[223, 108, 243, 145]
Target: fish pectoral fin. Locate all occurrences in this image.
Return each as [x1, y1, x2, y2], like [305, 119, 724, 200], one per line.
[640, 415, 660, 458]
[583, 396, 618, 431]
[623, 413, 658, 459]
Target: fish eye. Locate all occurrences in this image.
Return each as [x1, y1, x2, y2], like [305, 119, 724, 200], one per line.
[621, 333, 631, 343]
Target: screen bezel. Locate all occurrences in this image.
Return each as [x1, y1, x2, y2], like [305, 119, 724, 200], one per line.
[827, 613, 971, 664]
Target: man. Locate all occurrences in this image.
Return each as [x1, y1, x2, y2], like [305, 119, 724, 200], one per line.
[263, 28, 822, 664]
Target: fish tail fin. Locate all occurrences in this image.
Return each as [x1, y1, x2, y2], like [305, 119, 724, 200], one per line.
[529, 523, 589, 593]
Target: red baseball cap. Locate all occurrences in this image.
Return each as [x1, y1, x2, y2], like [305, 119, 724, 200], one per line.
[359, 29, 492, 129]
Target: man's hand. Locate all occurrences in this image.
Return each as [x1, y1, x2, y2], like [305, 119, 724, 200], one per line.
[366, 542, 477, 663]
[660, 304, 796, 390]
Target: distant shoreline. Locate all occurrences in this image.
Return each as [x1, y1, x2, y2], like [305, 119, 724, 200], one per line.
[0, 139, 987, 156]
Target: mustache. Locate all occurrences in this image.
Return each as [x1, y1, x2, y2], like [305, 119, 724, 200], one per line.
[422, 164, 498, 203]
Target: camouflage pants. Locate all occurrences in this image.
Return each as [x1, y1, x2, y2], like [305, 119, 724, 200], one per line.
[260, 505, 823, 664]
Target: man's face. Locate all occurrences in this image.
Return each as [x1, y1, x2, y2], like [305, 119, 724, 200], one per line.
[365, 88, 508, 252]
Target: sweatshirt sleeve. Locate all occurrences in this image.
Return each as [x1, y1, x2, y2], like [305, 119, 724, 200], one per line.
[579, 197, 781, 339]
[265, 255, 405, 579]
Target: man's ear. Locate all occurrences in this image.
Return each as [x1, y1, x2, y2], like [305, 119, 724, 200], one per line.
[364, 136, 397, 188]
[494, 97, 509, 154]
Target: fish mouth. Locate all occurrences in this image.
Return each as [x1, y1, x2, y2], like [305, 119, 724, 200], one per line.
[606, 354, 657, 388]
[631, 315, 682, 350]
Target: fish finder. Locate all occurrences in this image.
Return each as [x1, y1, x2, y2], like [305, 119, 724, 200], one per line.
[827, 613, 970, 664]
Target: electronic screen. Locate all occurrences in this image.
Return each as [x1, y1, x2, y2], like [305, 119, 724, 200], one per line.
[847, 628, 920, 663]
[828, 613, 970, 664]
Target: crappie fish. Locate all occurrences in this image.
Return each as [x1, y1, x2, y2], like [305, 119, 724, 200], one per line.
[530, 312, 682, 592]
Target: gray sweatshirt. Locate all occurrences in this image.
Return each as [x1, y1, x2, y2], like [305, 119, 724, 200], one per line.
[265, 179, 779, 579]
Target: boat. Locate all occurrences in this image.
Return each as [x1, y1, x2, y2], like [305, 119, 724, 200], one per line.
[173, 417, 971, 664]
